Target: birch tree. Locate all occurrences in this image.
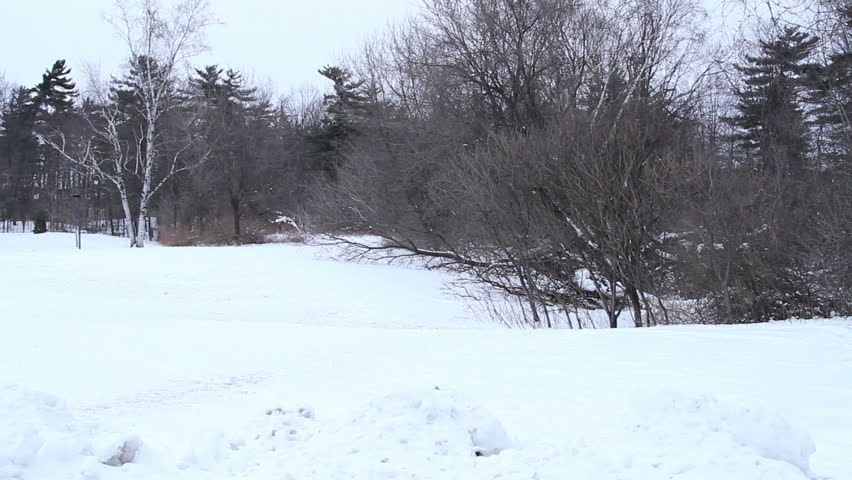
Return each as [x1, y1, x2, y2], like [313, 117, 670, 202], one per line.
[112, 0, 213, 247]
[40, 0, 213, 247]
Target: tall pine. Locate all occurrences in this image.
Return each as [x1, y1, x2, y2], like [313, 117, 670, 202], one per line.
[727, 27, 819, 175]
[809, 5, 852, 164]
[0, 87, 39, 225]
[33, 60, 78, 224]
[33, 60, 77, 116]
[308, 66, 373, 178]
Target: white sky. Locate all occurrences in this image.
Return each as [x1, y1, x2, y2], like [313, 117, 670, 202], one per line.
[0, 0, 774, 97]
[0, 0, 417, 94]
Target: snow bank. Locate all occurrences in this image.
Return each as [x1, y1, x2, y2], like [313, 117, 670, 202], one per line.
[312, 389, 511, 456]
[0, 385, 162, 480]
[0, 386, 320, 479]
[1, 385, 77, 475]
[0, 385, 102, 479]
[556, 391, 816, 480]
[0, 385, 821, 480]
[0, 389, 512, 479]
[647, 391, 816, 473]
[465, 391, 817, 480]
[282, 389, 815, 480]
[245, 389, 512, 480]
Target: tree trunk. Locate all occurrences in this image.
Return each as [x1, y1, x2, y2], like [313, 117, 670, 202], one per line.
[627, 284, 643, 328]
[230, 195, 241, 241]
[722, 280, 734, 325]
[136, 117, 157, 248]
[119, 188, 136, 248]
[517, 267, 542, 328]
[608, 278, 619, 328]
[136, 200, 149, 248]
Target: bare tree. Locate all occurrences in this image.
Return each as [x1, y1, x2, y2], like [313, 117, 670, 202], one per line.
[39, 0, 213, 247]
[110, 0, 213, 247]
[317, 0, 712, 328]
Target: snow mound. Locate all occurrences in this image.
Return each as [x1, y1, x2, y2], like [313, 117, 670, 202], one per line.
[342, 390, 511, 457]
[0, 386, 78, 474]
[467, 391, 817, 480]
[172, 404, 318, 473]
[0, 385, 820, 480]
[0, 385, 101, 480]
[281, 390, 512, 479]
[0, 385, 154, 479]
[615, 391, 817, 479]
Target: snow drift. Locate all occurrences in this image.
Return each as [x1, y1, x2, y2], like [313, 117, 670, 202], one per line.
[0, 385, 820, 480]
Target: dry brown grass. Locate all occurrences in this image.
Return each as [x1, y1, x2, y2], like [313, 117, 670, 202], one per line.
[159, 216, 303, 246]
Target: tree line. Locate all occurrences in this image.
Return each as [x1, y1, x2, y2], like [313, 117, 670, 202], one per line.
[1, 0, 849, 325]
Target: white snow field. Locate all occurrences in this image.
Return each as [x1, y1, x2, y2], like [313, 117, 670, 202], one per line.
[1, 232, 850, 480]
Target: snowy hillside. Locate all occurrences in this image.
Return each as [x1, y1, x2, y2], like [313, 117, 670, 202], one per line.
[1, 233, 850, 480]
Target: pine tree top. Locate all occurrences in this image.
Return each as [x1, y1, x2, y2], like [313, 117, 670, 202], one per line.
[33, 60, 77, 114]
[725, 26, 819, 173]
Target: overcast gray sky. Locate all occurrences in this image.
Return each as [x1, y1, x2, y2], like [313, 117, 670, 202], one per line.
[0, 0, 770, 96]
[0, 0, 416, 93]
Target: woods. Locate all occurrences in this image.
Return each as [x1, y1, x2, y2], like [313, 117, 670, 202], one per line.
[1, 0, 849, 325]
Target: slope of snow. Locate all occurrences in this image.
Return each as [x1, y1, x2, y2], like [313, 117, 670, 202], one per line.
[1, 233, 850, 480]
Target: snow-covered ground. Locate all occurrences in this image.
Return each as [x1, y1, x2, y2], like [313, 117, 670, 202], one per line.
[1, 233, 850, 480]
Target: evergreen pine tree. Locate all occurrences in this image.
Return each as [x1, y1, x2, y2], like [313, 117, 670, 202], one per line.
[186, 65, 267, 240]
[0, 87, 39, 224]
[727, 27, 819, 175]
[110, 55, 175, 121]
[31, 210, 48, 234]
[308, 66, 373, 178]
[190, 65, 226, 102]
[33, 60, 77, 116]
[319, 66, 370, 138]
[223, 69, 256, 104]
[31, 60, 79, 224]
[808, 6, 852, 163]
